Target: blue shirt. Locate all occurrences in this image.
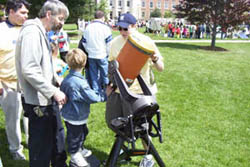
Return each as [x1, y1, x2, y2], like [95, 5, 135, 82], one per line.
[60, 70, 103, 121]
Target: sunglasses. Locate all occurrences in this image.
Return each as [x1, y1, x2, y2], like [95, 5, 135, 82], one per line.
[118, 27, 128, 31]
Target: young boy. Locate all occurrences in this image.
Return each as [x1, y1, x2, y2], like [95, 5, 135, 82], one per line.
[60, 48, 104, 167]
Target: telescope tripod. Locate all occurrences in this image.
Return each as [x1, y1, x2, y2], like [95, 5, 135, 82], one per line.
[105, 111, 165, 167]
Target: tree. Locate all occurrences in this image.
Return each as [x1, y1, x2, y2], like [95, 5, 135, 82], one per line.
[175, 0, 250, 49]
[150, 8, 162, 18]
[0, 0, 7, 6]
[164, 10, 174, 18]
[96, 0, 110, 21]
[78, 0, 96, 21]
[14, 0, 93, 24]
[26, 0, 43, 18]
[61, 0, 91, 23]
[0, 9, 4, 22]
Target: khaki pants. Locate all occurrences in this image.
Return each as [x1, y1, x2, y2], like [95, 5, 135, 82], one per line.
[0, 86, 28, 153]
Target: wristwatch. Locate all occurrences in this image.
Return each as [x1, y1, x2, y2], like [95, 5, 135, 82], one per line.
[152, 56, 159, 63]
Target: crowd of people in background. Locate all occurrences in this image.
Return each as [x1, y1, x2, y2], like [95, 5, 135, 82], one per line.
[163, 22, 211, 39]
[128, 19, 250, 40]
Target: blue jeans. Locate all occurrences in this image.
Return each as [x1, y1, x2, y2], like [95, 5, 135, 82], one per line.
[86, 58, 109, 93]
[22, 100, 67, 167]
[65, 122, 89, 154]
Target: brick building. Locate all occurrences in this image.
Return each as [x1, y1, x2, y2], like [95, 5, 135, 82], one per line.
[107, 0, 180, 20]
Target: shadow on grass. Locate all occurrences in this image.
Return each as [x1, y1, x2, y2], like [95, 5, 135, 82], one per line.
[86, 145, 108, 162]
[68, 31, 79, 38]
[157, 43, 201, 50]
[157, 42, 228, 52]
[0, 128, 29, 167]
[86, 145, 141, 167]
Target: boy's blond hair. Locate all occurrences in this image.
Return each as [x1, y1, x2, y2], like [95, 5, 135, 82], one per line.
[66, 48, 87, 70]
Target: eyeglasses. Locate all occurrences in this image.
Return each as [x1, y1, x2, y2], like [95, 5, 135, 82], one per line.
[118, 27, 128, 31]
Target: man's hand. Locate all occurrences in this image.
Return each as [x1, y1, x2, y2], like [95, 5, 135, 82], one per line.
[150, 54, 159, 63]
[53, 90, 67, 105]
[0, 88, 3, 96]
[106, 85, 114, 97]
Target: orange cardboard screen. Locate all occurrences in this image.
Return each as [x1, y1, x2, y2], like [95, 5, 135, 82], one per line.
[117, 38, 153, 84]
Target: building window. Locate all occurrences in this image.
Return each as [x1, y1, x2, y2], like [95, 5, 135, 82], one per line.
[172, 0, 176, 8]
[142, 11, 145, 17]
[142, 1, 145, 7]
[157, 1, 161, 8]
[164, 0, 168, 9]
[118, 0, 122, 6]
[127, 0, 130, 7]
[150, 0, 153, 8]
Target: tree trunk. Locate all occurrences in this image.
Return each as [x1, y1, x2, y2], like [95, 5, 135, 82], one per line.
[76, 21, 79, 30]
[211, 25, 217, 49]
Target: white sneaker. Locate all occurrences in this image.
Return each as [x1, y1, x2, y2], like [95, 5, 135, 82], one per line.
[70, 152, 88, 167]
[80, 148, 92, 158]
[11, 151, 26, 160]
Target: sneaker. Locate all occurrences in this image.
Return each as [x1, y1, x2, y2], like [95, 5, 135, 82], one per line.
[80, 148, 92, 158]
[70, 152, 88, 167]
[11, 152, 26, 160]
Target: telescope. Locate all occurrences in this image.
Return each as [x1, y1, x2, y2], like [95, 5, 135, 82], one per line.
[105, 33, 166, 167]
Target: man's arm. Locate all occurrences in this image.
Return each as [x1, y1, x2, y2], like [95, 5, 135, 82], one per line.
[150, 41, 164, 72]
[105, 28, 113, 55]
[20, 29, 58, 99]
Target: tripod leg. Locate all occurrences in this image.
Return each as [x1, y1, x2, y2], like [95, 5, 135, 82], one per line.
[105, 136, 125, 167]
[142, 135, 166, 167]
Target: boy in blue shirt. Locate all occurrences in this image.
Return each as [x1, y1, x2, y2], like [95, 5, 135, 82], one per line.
[60, 48, 104, 167]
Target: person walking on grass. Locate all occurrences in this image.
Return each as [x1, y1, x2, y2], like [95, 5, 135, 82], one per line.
[15, 1, 69, 166]
[0, 0, 30, 160]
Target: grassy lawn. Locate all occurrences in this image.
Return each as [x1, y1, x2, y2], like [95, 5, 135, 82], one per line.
[1, 42, 250, 167]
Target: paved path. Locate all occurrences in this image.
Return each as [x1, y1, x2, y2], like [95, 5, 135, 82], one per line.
[153, 40, 250, 43]
[66, 30, 250, 44]
[70, 39, 250, 44]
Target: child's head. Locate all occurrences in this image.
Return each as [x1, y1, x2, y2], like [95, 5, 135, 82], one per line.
[50, 42, 59, 57]
[66, 48, 87, 70]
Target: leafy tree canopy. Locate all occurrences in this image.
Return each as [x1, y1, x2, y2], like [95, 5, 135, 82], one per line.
[150, 8, 162, 18]
[175, 0, 250, 48]
[164, 10, 174, 18]
[0, 0, 100, 23]
[96, 0, 110, 21]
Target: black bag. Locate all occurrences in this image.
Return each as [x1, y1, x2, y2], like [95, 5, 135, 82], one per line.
[21, 96, 30, 117]
[78, 36, 89, 68]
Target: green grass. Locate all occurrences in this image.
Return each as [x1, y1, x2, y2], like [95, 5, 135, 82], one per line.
[63, 23, 77, 30]
[1, 43, 250, 167]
